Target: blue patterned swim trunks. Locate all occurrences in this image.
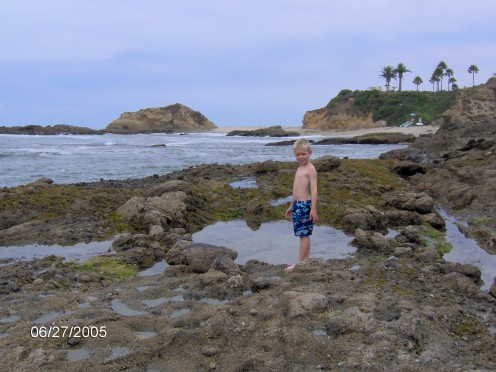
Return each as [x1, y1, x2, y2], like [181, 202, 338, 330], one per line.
[292, 200, 314, 237]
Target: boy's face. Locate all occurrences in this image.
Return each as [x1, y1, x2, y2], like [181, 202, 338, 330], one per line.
[294, 147, 311, 165]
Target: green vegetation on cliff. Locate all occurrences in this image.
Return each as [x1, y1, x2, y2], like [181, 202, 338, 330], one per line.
[327, 89, 457, 126]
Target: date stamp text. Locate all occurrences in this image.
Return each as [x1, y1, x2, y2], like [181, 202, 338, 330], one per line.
[31, 325, 107, 338]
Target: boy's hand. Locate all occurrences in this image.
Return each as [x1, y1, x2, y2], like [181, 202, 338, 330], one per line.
[310, 209, 318, 222]
[285, 207, 292, 219]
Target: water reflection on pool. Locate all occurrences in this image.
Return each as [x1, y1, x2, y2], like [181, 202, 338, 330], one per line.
[443, 212, 496, 291]
[192, 220, 355, 265]
[0, 240, 114, 262]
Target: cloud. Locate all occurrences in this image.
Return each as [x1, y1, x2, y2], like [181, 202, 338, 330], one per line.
[1, 0, 495, 127]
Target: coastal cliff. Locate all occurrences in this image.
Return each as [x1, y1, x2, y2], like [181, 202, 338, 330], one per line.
[303, 88, 456, 130]
[105, 103, 217, 134]
[303, 107, 384, 131]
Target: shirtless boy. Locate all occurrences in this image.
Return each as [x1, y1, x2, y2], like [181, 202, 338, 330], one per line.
[284, 139, 318, 272]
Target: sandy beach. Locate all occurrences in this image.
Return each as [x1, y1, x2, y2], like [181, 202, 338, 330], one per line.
[211, 124, 439, 137]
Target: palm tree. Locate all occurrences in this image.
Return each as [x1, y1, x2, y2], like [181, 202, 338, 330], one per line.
[468, 64, 479, 86]
[429, 74, 440, 92]
[432, 67, 444, 91]
[413, 76, 423, 91]
[393, 63, 411, 91]
[380, 66, 397, 91]
[435, 61, 448, 90]
[445, 68, 455, 91]
[449, 77, 457, 90]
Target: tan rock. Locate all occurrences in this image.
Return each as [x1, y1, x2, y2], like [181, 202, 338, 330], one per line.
[106, 103, 216, 133]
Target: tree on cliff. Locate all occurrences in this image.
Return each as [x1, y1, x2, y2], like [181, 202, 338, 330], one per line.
[413, 76, 423, 91]
[445, 68, 455, 91]
[434, 61, 448, 90]
[380, 66, 397, 91]
[393, 63, 411, 91]
[468, 64, 479, 86]
[449, 76, 457, 91]
[429, 73, 440, 92]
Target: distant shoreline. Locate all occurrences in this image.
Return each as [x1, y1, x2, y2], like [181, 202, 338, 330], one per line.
[211, 125, 439, 137]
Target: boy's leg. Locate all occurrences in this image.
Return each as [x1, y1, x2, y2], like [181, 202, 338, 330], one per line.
[299, 236, 311, 262]
[284, 236, 311, 272]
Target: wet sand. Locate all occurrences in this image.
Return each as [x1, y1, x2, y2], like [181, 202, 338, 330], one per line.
[210, 124, 439, 137]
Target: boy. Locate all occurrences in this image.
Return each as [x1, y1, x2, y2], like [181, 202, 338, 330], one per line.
[284, 138, 318, 272]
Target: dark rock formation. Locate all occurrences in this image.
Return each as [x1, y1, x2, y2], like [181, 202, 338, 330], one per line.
[267, 132, 415, 147]
[226, 125, 300, 137]
[0, 124, 101, 135]
[314, 132, 416, 145]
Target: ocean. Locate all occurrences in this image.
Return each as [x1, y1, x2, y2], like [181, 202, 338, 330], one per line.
[0, 132, 408, 188]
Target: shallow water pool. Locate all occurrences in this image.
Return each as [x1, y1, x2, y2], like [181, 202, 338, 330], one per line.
[442, 213, 496, 291]
[192, 219, 356, 265]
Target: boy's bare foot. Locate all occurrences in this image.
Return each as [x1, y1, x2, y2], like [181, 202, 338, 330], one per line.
[284, 264, 296, 272]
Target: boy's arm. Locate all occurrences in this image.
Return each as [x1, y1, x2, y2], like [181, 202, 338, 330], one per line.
[309, 166, 318, 221]
[285, 199, 294, 218]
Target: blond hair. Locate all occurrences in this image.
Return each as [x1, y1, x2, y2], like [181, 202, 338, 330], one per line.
[292, 138, 312, 152]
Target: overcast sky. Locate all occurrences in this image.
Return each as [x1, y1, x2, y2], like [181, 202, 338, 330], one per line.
[1, 1, 495, 129]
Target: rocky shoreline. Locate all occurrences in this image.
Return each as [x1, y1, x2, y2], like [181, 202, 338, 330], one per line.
[1, 79, 496, 370]
[1, 153, 495, 370]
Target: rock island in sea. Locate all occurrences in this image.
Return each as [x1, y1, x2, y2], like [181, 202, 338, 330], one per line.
[1, 80, 496, 370]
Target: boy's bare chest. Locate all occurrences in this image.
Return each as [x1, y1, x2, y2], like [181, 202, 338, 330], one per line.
[294, 168, 310, 183]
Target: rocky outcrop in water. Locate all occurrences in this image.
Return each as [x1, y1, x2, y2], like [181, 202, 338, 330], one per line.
[226, 125, 300, 137]
[0, 124, 101, 135]
[105, 103, 217, 134]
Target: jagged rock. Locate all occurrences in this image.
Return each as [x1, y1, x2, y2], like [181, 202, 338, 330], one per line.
[379, 147, 433, 163]
[415, 248, 442, 263]
[254, 160, 278, 174]
[312, 155, 341, 172]
[438, 262, 482, 284]
[440, 272, 479, 295]
[353, 228, 393, 254]
[390, 162, 426, 179]
[250, 277, 271, 291]
[384, 210, 422, 228]
[144, 180, 192, 197]
[383, 192, 434, 214]
[341, 205, 387, 233]
[105, 103, 216, 134]
[212, 255, 241, 276]
[116, 191, 189, 230]
[394, 246, 413, 257]
[398, 225, 422, 244]
[419, 212, 445, 230]
[165, 241, 238, 273]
